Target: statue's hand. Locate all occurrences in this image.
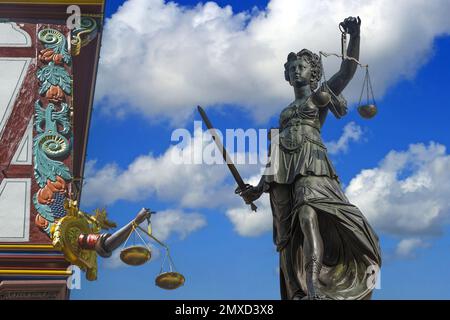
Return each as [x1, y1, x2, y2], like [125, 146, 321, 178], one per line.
[236, 184, 263, 205]
[340, 16, 361, 37]
[134, 208, 151, 225]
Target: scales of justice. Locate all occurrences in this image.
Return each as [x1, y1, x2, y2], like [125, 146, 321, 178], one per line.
[320, 20, 377, 119]
[54, 200, 185, 290]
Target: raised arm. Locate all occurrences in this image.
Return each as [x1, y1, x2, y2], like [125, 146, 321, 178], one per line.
[326, 16, 361, 96]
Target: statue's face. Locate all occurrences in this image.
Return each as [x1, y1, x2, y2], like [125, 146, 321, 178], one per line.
[287, 57, 311, 88]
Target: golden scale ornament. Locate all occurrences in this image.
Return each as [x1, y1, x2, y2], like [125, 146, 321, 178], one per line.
[53, 200, 185, 290]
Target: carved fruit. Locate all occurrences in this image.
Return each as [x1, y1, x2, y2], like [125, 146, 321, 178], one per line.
[46, 85, 65, 103]
[46, 176, 66, 193]
[53, 54, 64, 65]
[39, 48, 55, 63]
[37, 188, 54, 205]
[35, 214, 49, 229]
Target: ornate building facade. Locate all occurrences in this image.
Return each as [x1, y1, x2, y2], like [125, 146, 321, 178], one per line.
[0, 0, 104, 300]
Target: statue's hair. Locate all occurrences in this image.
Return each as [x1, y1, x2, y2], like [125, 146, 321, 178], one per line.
[284, 49, 322, 90]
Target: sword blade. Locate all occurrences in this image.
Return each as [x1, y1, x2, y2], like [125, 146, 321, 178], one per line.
[197, 106, 257, 211]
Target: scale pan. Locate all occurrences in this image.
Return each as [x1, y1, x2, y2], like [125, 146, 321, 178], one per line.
[120, 246, 151, 266]
[358, 104, 377, 119]
[155, 272, 185, 290]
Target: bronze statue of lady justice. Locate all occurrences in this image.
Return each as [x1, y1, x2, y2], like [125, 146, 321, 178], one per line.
[240, 16, 382, 300]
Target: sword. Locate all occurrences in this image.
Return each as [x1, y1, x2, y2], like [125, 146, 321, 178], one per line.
[197, 106, 257, 212]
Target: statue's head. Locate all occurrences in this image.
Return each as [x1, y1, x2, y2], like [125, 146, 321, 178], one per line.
[284, 49, 322, 90]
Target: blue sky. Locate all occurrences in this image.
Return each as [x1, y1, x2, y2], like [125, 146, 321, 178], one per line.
[72, 0, 450, 299]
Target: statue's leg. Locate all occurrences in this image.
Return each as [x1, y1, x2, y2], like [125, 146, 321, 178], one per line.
[298, 204, 325, 299]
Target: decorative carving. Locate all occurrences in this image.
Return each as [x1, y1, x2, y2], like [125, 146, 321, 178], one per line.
[45, 85, 65, 103]
[31, 25, 117, 283]
[0, 280, 68, 300]
[46, 175, 67, 193]
[33, 101, 71, 188]
[38, 28, 71, 65]
[33, 27, 73, 238]
[52, 200, 116, 281]
[37, 62, 71, 96]
[0, 291, 59, 300]
[39, 48, 64, 65]
[33, 176, 68, 227]
[35, 214, 49, 229]
[37, 184, 56, 205]
[70, 17, 98, 56]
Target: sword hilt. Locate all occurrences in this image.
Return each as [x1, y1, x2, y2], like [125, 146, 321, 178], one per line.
[235, 184, 258, 212]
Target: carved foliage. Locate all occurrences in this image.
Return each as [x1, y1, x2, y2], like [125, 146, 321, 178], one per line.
[37, 62, 71, 96]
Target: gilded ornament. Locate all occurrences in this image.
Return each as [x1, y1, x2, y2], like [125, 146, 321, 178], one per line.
[71, 17, 98, 56]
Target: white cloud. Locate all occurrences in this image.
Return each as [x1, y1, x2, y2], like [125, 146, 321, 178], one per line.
[346, 142, 450, 257]
[325, 121, 363, 155]
[225, 173, 273, 237]
[81, 128, 229, 207]
[226, 202, 272, 237]
[394, 238, 430, 259]
[103, 249, 123, 269]
[96, 0, 450, 124]
[150, 209, 207, 241]
[103, 248, 127, 269]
